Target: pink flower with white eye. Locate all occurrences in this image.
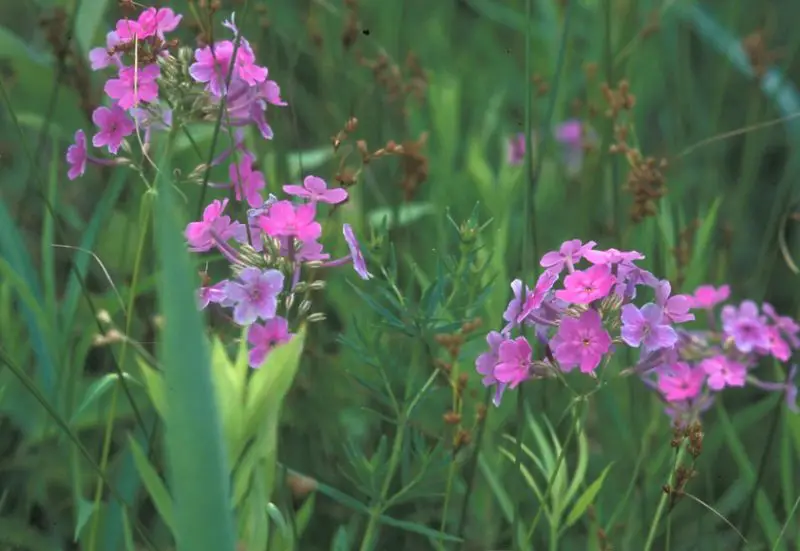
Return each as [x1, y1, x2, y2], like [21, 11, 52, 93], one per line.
[88, 32, 122, 71]
[91, 104, 135, 155]
[104, 64, 160, 109]
[657, 362, 706, 402]
[283, 175, 348, 205]
[700, 355, 746, 391]
[66, 130, 87, 180]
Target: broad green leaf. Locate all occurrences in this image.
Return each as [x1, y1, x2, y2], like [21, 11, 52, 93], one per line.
[154, 143, 237, 551]
[564, 463, 613, 528]
[210, 336, 245, 462]
[74, 498, 96, 542]
[128, 437, 176, 534]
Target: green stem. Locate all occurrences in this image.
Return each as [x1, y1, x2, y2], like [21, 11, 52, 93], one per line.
[643, 444, 687, 551]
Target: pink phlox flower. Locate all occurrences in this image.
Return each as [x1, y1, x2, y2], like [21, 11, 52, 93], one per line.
[655, 280, 695, 324]
[283, 175, 348, 205]
[115, 18, 147, 41]
[656, 362, 706, 402]
[91, 104, 135, 155]
[197, 281, 227, 310]
[615, 263, 659, 299]
[540, 239, 597, 275]
[229, 153, 266, 208]
[721, 300, 770, 353]
[278, 236, 330, 262]
[690, 284, 730, 310]
[221, 77, 286, 140]
[247, 316, 292, 368]
[502, 279, 526, 333]
[760, 325, 791, 361]
[554, 120, 583, 146]
[104, 64, 160, 109]
[475, 331, 508, 406]
[550, 309, 612, 374]
[700, 355, 746, 391]
[258, 200, 321, 241]
[555, 264, 615, 305]
[583, 247, 644, 266]
[185, 198, 247, 252]
[343, 224, 372, 280]
[762, 302, 800, 348]
[620, 303, 678, 352]
[493, 336, 533, 388]
[224, 267, 284, 325]
[189, 27, 267, 97]
[518, 270, 559, 324]
[136, 7, 182, 39]
[220, 12, 267, 86]
[506, 133, 527, 166]
[66, 130, 88, 180]
[88, 31, 122, 71]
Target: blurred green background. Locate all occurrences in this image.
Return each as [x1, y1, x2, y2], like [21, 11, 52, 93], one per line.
[1, 0, 800, 550]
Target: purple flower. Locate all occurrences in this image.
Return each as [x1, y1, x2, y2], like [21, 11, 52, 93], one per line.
[621, 303, 678, 352]
[540, 239, 596, 275]
[197, 281, 227, 309]
[343, 224, 372, 280]
[721, 301, 770, 353]
[475, 331, 508, 406]
[550, 309, 612, 374]
[229, 153, 266, 208]
[502, 279, 526, 334]
[700, 355, 746, 391]
[66, 130, 87, 180]
[762, 302, 800, 348]
[656, 362, 706, 402]
[185, 199, 248, 252]
[220, 77, 286, 140]
[223, 267, 284, 325]
[91, 104, 135, 155]
[247, 316, 292, 367]
[493, 336, 533, 388]
[506, 133, 528, 165]
[518, 270, 559, 324]
[88, 31, 122, 71]
[615, 262, 659, 299]
[583, 247, 644, 266]
[283, 175, 348, 205]
[655, 280, 695, 324]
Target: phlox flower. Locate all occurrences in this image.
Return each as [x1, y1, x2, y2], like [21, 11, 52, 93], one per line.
[229, 153, 266, 208]
[721, 300, 770, 353]
[88, 31, 122, 71]
[700, 355, 746, 391]
[540, 239, 596, 275]
[91, 104, 135, 154]
[104, 64, 161, 109]
[750, 365, 799, 413]
[283, 175, 348, 205]
[220, 77, 287, 140]
[656, 362, 706, 402]
[247, 316, 292, 367]
[136, 7, 182, 39]
[343, 224, 372, 280]
[66, 130, 87, 180]
[655, 280, 695, 324]
[258, 200, 321, 241]
[475, 331, 508, 406]
[185, 198, 247, 252]
[615, 262, 659, 299]
[189, 37, 268, 97]
[761, 326, 791, 361]
[493, 336, 533, 388]
[197, 281, 227, 309]
[550, 309, 612, 374]
[224, 267, 284, 325]
[518, 270, 559, 324]
[280, 236, 330, 263]
[762, 302, 800, 348]
[620, 303, 678, 352]
[555, 264, 615, 305]
[502, 279, 526, 333]
[506, 133, 527, 165]
[690, 284, 730, 310]
[583, 247, 644, 266]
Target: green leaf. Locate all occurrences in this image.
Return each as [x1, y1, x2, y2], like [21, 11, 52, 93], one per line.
[154, 142, 237, 551]
[75, 0, 110, 55]
[682, 197, 722, 292]
[367, 202, 435, 230]
[285, 146, 335, 179]
[564, 463, 613, 527]
[136, 358, 167, 417]
[128, 436, 176, 534]
[70, 372, 139, 425]
[209, 336, 245, 463]
[74, 498, 96, 542]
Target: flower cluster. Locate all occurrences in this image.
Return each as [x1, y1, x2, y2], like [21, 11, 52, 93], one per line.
[66, 6, 373, 367]
[476, 239, 798, 421]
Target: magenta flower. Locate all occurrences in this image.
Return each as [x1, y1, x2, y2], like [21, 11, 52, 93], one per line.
[550, 310, 612, 373]
[221, 77, 286, 140]
[762, 326, 791, 361]
[583, 247, 644, 266]
[283, 175, 348, 205]
[616, 263, 659, 298]
[502, 279, 526, 333]
[475, 331, 508, 406]
[115, 18, 147, 41]
[700, 355, 746, 391]
[91, 104, 135, 154]
[88, 31, 122, 71]
[762, 302, 800, 348]
[223, 267, 284, 325]
[247, 316, 292, 367]
[104, 64, 160, 109]
[66, 130, 88, 180]
[655, 280, 695, 324]
[185, 199, 247, 252]
[555, 264, 615, 305]
[136, 7, 182, 39]
[506, 133, 527, 165]
[258, 200, 321, 241]
[690, 284, 730, 310]
[620, 303, 678, 352]
[343, 224, 372, 280]
[229, 154, 266, 208]
[540, 239, 596, 275]
[518, 270, 559, 323]
[493, 336, 533, 388]
[197, 281, 227, 310]
[280, 236, 330, 263]
[657, 362, 706, 402]
[189, 38, 267, 97]
[554, 120, 583, 146]
[721, 301, 770, 353]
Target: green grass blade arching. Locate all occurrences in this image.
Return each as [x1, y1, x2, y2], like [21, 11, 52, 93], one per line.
[154, 149, 238, 551]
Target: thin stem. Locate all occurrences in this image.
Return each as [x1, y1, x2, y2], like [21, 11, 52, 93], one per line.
[643, 444, 687, 551]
